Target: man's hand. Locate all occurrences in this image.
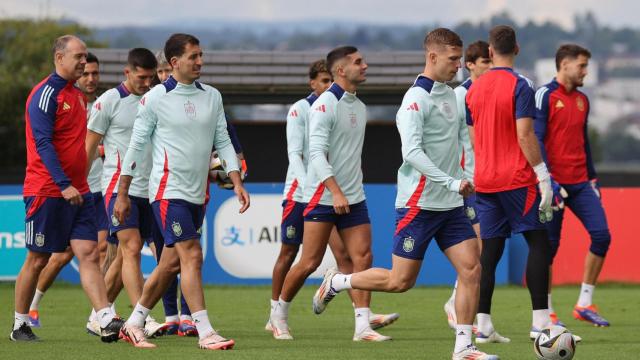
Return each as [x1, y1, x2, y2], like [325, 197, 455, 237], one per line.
[62, 186, 83, 206]
[590, 178, 601, 199]
[234, 185, 250, 213]
[458, 179, 475, 198]
[113, 193, 131, 224]
[551, 180, 568, 211]
[332, 192, 350, 215]
[533, 162, 553, 223]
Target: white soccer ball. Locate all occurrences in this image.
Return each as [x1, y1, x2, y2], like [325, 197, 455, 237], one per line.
[209, 151, 246, 190]
[533, 325, 576, 360]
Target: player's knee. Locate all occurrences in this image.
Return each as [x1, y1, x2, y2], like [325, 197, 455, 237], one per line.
[351, 250, 373, 270]
[279, 245, 299, 263]
[27, 252, 51, 272]
[589, 230, 611, 257]
[459, 261, 481, 285]
[549, 240, 560, 261]
[299, 258, 322, 276]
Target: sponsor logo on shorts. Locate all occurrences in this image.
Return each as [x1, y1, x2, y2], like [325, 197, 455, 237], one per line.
[402, 236, 414, 253]
[35, 232, 45, 247]
[465, 206, 476, 220]
[286, 225, 296, 239]
[172, 221, 183, 237]
[111, 215, 120, 227]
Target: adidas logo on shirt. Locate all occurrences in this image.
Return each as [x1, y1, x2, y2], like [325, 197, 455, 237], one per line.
[63, 102, 71, 110]
[290, 110, 298, 117]
[315, 104, 326, 112]
[406, 102, 419, 111]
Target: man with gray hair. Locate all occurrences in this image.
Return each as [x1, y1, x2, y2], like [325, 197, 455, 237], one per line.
[13, 35, 124, 342]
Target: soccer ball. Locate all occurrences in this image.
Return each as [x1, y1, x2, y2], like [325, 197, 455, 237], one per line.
[209, 151, 246, 190]
[533, 325, 576, 360]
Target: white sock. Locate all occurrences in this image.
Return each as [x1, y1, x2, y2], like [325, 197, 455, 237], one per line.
[476, 313, 494, 335]
[548, 294, 554, 313]
[96, 307, 116, 328]
[127, 303, 150, 328]
[89, 308, 97, 322]
[270, 299, 278, 316]
[192, 310, 214, 339]
[110, 302, 116, 314]
[532, 309, 551, 330]
[577, 283, 595, 307]
[166, 315, 179, 323]
[331, 274, 352, 292]
[354, 307, 370, 334]
[180, 314, 193, 322]
[272, 298, 290, 319]
[449, 280, 458, 303]
[13, 312, 29, 330]
[145, 314, 156, 322]
[454, 324, 473, 353]
[29, 289, 45, 311]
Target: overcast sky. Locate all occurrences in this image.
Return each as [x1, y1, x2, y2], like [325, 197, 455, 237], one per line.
[1, 0, 638, 29]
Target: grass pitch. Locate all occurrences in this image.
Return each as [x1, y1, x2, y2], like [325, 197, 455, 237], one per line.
[0, 283, 638, 359]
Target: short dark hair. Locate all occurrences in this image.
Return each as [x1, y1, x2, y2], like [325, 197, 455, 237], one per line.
[555, 44, 591, 70]
[423, 28, 463, 51]
[127, 48, 157, 70]
[309, 60, 329, 80]
[489, 25, 517, 55]
[164, 33, 200, 63]
[86, 52, 99, 65]
[464, 41, 489, 69]
[326, 46, 358, 76]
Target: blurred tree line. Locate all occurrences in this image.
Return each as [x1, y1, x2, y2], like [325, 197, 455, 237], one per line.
[0, 19, 105, 182]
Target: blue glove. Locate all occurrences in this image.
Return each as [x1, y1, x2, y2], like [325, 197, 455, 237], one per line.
[551, 179, 568, 211]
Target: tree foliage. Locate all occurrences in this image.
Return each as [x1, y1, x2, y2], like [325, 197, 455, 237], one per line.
[0, 19, 105, 181]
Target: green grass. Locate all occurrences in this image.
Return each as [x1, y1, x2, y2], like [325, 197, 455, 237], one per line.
[0, 283, 638, 359]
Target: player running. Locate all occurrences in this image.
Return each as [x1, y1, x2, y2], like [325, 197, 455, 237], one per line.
[115, 33, 249, 350]
[535, 44, 611, 327]
[312, 29, 499, 360]
[27, 52, 112, 329]
[270, 46, 392, 342]
[12, 35, 123, 342]
[444, 40, 491, 329]
[268, 59, 398, 337]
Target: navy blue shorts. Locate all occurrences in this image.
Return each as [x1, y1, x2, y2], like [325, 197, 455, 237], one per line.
[476, 184, 545, 239]
[152, 199, 205, 247]
[92, 192, 109, 232]
[463, 194, 479, 225]
[546, 181, 610, 255]
[106, 193, 154, 245]
[392, 206, 476, 260]
[24, 194, 97, 253]
[303, 200, 370, 230]
[281, 199, 305, 245]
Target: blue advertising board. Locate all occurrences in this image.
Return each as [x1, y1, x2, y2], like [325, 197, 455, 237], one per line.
[0, 184, 523, 286]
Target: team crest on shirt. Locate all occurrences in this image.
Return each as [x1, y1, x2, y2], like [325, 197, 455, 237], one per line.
[349, 113, 357, 128]
[402, 236, 415, 253]
[286, 225, 296, 239]
[576, 97, 585, 112]
[184, 100, 196, 119]
[35, 232, 45, 247]
[441, 101, 454, 119]
[111, 215, 120, 227]
[172, 221, 183, 237]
